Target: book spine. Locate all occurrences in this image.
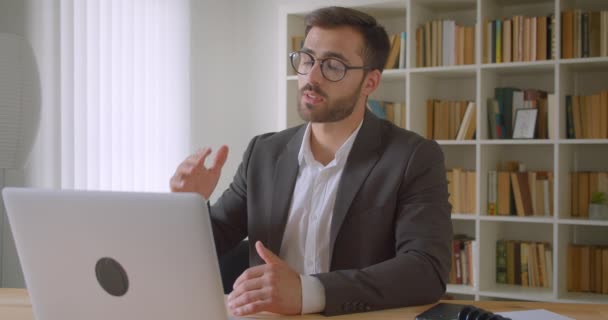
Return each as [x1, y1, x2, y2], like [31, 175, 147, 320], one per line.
[496, 240, 507, 284]
[488, 170, 497, 215]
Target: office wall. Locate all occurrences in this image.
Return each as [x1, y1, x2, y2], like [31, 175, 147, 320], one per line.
[190, 0, 280, 202]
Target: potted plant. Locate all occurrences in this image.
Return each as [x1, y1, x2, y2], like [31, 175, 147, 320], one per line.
[588, 191, 608, 220]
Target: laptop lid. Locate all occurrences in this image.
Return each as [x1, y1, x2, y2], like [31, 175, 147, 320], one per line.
[2, 187, 229, 320]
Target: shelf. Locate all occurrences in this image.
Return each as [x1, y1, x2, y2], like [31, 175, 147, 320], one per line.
[415, 0, 476, 12]
[447, 284, 477, 295]
[478, 139, 555, 145]
[481, 61, 555, 74]
[479, 284, 554, 302]
[409, 65, 476, 77]
[480, 216, 554, 224]
[557, 218, 608, 226]
[436, 140, 477, 145]
[451, 213, 477, 220]
[492, 0, 554, 5]
[381, 68, 407, 82]
[559, 57, 608, 70]
[558, 292, 608, 304]
[557, 139, 608, 145]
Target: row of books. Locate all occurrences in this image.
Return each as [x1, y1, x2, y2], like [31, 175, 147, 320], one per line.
[426, 100, 476, 140]
[487, 88, 554, 139]
[384, 32, 407, 70]
[565, 91, 608, 139]
[496, 240, 553, 288]
[415, 20, 475, 68]
[484, 15, 555, 64]
[367, 100, 406, 128]
[562, 10, 608, 59]
[447, 169, 476, 214]
[487, 162, 554, 217]
[567, 244, 608, 294]
[570, 172, 608, 218]
[449, 235, 477, 286]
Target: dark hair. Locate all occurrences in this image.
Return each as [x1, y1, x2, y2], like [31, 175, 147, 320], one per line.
[304, 6, 390, 72]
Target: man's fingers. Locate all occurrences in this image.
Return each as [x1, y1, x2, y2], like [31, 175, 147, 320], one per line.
[210, 145, 229, 172]
[233, 265, 268, 289]
[232, 299, 272, 317]
[227, 277, 264, 301]
[169, 176, 184, 191]
[196, 147, 213, 166]
[176, 163, 197, 176]
[183, 157, 202, 168]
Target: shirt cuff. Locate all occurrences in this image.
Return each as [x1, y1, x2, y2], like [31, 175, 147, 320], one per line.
[299, 274, 326, 314]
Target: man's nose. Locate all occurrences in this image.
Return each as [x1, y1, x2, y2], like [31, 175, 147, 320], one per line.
[305, 61, 324, 84]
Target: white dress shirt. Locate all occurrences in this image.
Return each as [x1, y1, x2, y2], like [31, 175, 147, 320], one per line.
[279, 120, 363, 314]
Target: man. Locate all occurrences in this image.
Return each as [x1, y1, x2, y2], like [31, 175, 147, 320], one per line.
[171, 6, 452, 317]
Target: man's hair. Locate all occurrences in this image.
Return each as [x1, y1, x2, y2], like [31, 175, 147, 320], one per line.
[304, 6, 390, 72]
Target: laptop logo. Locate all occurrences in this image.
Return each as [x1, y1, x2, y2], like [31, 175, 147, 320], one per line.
[95, 257, 129, 296]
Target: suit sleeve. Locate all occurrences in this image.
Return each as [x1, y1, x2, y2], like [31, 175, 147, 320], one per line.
[209, 136, 259, 256]
[313, 139, 453, 316]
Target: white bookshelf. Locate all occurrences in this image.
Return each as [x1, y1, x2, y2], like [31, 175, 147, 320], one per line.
[278, 0, 608, 304]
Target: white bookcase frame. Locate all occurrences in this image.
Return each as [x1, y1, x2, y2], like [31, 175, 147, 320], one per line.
[278, 0, 608, 304]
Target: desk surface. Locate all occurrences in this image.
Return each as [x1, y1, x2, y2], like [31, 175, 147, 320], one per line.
[2, 288, 608, 319]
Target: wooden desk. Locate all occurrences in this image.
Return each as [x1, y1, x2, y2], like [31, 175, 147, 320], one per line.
[2, 288, 608, 319]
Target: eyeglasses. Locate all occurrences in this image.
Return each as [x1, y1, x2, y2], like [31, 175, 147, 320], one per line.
[289, 51, 370, 82]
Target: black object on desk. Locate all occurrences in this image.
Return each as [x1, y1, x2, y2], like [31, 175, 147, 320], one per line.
[415, 303, 512, 320]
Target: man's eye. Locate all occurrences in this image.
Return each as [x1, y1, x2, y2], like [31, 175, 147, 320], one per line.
[326, 60, 344, 71]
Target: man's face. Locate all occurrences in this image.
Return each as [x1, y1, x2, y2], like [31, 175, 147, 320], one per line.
[296, 26, 368, 123]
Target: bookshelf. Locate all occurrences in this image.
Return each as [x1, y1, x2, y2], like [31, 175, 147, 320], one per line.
[278, 0, 608, 304]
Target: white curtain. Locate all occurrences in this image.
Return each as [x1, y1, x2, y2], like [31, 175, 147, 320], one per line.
[59, 0, 190, 192]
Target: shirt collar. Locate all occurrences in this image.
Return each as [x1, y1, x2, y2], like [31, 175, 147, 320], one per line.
[297, 120, 363, 168]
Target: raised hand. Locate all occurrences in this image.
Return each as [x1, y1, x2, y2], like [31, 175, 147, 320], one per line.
[227, 241, 302, 316]
[170, 146, 229, 200]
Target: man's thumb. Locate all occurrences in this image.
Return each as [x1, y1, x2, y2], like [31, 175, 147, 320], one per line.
[256, 241, 281, 265]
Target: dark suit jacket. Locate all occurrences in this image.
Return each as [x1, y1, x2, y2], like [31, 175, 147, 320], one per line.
[209, 110, 453, 316]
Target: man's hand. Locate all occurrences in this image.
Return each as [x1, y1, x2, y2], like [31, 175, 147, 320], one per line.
[170, 146, 228, 200]
[227, 241, 302, 316]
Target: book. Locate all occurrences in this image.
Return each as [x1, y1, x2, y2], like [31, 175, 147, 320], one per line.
[521, 242, 529, 286]
[488, 170, 497, 215]
[507, 241, 516, 284]
[456, 102, 475, 140]
[384, 34, 401, 69]
[398, 32, 407, 69]
[496, 240, 507, 284]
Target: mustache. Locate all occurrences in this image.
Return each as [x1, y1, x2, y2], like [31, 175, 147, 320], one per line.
[300, 83, 328, 99]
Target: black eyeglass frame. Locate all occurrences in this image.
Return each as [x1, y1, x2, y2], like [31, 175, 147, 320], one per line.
[289, 50, 371, 82]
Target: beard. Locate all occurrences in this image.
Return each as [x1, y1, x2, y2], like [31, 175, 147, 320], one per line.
[297, 81, 364, 123]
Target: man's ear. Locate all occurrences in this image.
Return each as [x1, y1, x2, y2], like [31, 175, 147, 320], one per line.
[362, 69, 382, 96]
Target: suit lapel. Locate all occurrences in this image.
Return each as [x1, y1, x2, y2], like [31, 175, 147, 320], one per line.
[267, 125, 306, 255]
[329, 111, 385, 261]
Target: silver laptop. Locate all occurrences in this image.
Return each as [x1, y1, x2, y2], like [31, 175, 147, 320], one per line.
[2, 187, 232, 320]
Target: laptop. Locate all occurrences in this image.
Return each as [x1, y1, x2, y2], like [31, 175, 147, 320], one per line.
[2, 187, 236, 320]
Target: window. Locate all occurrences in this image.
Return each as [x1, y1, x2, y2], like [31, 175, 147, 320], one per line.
[59, 0, 190, 191]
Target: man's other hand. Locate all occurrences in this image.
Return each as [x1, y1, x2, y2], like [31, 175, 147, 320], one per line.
[170, 145, 228, 200]
[227, 241, 302, 316]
